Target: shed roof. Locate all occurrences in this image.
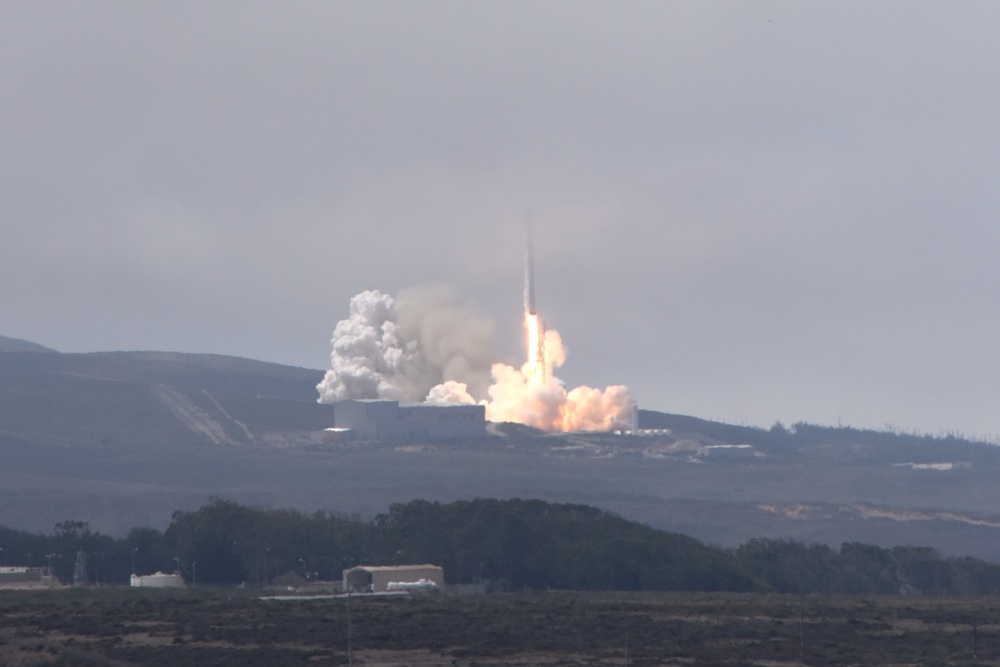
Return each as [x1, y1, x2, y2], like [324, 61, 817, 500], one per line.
[346, 564, 441, 573]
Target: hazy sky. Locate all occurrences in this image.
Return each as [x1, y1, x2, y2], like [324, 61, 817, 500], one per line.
[5, 2, 1000, 437]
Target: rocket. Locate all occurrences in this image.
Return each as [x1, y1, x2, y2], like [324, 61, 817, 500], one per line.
[524, 222, 537, 316]
[523, 221, 546, 385]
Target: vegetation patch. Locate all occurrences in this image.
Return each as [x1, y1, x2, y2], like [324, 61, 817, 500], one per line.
[6, 498, 1000, 596]
[3, 589, 1000, 666]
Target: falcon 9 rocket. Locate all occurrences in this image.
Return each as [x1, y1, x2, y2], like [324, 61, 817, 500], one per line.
[524, 225, 546, 387]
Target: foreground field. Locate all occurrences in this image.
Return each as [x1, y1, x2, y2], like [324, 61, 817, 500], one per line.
[2, 588, 1000, 666]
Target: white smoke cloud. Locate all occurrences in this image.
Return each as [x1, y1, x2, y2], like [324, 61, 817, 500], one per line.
[424, 380, 477, 405]
[316, 286, 494, 404]
[394, 285, 495, 400]
[318, 285, 635, 433]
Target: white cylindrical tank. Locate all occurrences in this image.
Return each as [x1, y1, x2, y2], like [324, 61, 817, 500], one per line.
[130, 572, 185, 588]
[386, 578, 438, 592]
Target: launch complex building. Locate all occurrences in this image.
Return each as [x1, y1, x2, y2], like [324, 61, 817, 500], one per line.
[330, 399, 486, 442]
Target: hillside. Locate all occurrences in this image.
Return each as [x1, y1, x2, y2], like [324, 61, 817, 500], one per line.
[0, 335, 57, 353]
[639, 410, 1000, 466]
[0, 349, 332, 449]
[2, 339, 1000, 563]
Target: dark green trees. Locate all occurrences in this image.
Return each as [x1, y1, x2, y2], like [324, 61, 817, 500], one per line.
[6, 498, 1000, 594]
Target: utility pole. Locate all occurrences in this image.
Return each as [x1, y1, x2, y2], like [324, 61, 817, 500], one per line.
[347, 592, 353, 667]
[799, 593, 805, 664]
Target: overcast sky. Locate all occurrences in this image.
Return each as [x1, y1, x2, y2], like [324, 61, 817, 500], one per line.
[4, 2, 1000, 437]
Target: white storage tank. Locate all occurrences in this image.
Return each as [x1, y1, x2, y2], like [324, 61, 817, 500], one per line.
[130, 572, 185, 588]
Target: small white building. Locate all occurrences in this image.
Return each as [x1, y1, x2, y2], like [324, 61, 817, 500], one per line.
[130, 572, 185, 588]
[343, 564, 444, 593]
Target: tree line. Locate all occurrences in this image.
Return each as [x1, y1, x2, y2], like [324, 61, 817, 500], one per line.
[639, 409, 1000, 465]
[3, 497, 1000, 595]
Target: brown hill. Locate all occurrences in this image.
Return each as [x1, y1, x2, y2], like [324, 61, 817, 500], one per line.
[0, 350, 331, 449]
[0, 335, 57, 353]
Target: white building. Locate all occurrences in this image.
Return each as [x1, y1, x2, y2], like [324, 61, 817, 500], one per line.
[333, 399, 486, 442]
[130, 572, 185, 588]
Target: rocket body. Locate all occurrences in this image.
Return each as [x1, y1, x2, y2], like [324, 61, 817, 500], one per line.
[524, 224, 546, 385]
[524, 227, 537, 316]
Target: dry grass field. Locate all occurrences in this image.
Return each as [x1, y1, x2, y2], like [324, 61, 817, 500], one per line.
[2, 588, 1000, 666]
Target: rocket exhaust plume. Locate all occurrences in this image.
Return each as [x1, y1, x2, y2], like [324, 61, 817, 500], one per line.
[524, 223, 546, 388]
[524, 222, 536, 316]
[318, 230, 636, 432]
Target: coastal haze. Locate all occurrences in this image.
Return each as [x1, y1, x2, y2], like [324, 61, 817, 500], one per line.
[5, 3, 1000, 438]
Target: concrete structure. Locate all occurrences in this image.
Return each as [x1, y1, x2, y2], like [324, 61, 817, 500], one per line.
[343, 564, 445, 593]
[130, 572, 186, 588]
[697, 444, 755, 460]
[333, 399, 486, 442]
[0, 566, 52, 589]
[893, 461, 973, 471]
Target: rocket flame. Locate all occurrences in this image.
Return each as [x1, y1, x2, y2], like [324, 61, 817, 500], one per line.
[482, 314, 630, 432]
[525, 313, 545, 388]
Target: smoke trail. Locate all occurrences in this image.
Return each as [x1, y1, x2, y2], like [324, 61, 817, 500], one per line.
[318, 285, 635, 432]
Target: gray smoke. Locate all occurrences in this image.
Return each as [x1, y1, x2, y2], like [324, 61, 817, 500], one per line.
[316, 285, 494, 404]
